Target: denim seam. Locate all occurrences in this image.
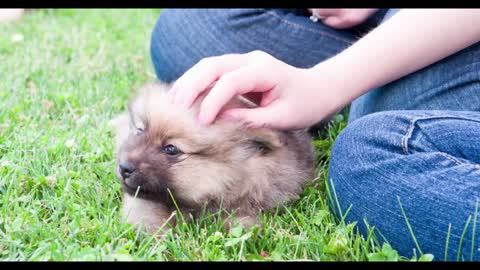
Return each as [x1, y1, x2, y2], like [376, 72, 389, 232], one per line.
[402, 118, 416, 155]
[437, 152, 463, 166]
[264, 10, 353, 45]
[402, 115, 480, 169]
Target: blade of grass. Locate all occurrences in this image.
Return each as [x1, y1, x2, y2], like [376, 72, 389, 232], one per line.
[457, 215, 472, 261]
[470, 200, 479, 261]
[444, 223, 452, 262]
[397, 196, 423, 255]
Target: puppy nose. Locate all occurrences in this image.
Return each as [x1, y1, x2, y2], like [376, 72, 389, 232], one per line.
[119, 162, 136, 179]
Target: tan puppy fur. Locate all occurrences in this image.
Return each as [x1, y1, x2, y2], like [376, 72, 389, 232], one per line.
[110, 82, 316, 234]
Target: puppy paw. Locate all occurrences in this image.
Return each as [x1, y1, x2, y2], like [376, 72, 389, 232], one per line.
[225, 215, 260, 231]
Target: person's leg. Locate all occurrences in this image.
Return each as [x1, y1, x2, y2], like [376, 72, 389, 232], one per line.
[329, 110, 480, 261]
[330, 9, 480, 261]
[150, 8, 386, 83]
[348, 9, 480, 122]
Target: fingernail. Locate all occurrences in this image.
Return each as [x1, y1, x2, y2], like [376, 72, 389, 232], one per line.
[197, 112, 210, 125]
[246, 121, 259, 129]
[220, 111, 239, 121]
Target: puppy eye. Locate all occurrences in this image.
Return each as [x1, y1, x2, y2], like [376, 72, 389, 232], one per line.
[162, 144, 182, 156]
[134, 127, 144, 136]
[249, 139, 272, 154]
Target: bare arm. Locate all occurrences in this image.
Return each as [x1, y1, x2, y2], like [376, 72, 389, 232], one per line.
[322, 9, 480, 107]
[173, 9, 480, 130]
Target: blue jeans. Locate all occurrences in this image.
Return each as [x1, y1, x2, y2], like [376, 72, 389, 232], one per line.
[150, 9, 480, 261]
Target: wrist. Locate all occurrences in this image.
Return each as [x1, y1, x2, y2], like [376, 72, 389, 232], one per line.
[308, 57, 368, 109]
[293, 64, 350, 125]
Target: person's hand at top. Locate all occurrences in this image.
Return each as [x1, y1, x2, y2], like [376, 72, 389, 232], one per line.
[308, 9, 379, 29]
[171, 9, 480, 131]
[170, 50, 352, 130]
[0, 9, 24, 23]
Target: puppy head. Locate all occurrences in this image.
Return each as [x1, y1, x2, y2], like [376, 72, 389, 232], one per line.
[114, 82, 289, 208]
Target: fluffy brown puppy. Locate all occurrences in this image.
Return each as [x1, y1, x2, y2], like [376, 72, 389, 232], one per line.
[110, 82, 316, 233]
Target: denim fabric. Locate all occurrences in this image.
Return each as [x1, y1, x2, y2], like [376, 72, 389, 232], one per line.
[329, 111, 480, 261]
[348, 8, 480, 122]
[330, 10, 480, 261]
[150, 8, 387, 83]
[149, 9, 480, 261]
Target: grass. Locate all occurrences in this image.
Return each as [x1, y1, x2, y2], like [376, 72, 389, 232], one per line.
[0, 9, 420, 261]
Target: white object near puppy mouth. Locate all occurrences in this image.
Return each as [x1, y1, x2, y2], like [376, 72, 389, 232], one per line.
[124, 178, 141, 189]
[65, 138, 75, 148]
[11, 33, 24, 42]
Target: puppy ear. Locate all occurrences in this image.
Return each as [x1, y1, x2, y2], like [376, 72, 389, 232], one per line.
[108, 113, 130, 150]
[245, 127, 288, 154]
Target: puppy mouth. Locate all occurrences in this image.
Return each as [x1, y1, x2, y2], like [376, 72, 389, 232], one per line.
[118, 174, 173, 203]
[121, 180, 175, 205]
[122, 178, 142, 192]
[120, 178, 155, 200]
[115, 165, 179, 205]
[115, 166, 145, 194]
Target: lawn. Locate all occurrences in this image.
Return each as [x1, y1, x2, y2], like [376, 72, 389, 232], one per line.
[0, 9, 414, 261]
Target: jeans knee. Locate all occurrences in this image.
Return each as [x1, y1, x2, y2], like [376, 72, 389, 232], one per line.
[150, 9, 202, 82]
[328, 111, 410, 201]
[330, 112, 384, 179]
[150, 9, 267, 83]
[327, 112, 408, 246]
[150, 12, 176, 82]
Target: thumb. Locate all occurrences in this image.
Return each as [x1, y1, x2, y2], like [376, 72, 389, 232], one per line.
[310, 9, 341, 18]
[221, 105, 282, 129]
[323, 16, 346, 28]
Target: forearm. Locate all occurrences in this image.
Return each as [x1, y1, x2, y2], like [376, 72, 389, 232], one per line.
[314, 9, 480, 104]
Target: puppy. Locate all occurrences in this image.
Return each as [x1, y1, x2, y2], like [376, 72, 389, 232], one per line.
[110, 82, 316, 234]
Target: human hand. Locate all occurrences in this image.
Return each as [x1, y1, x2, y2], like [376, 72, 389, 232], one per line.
[0, 9, 24, 23]
[170, 9, 480, 132]
[170, 51, 351, 130]
[308, 9, 379, 29]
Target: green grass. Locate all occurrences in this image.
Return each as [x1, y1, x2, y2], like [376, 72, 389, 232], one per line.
[1, 9, 417, 261]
